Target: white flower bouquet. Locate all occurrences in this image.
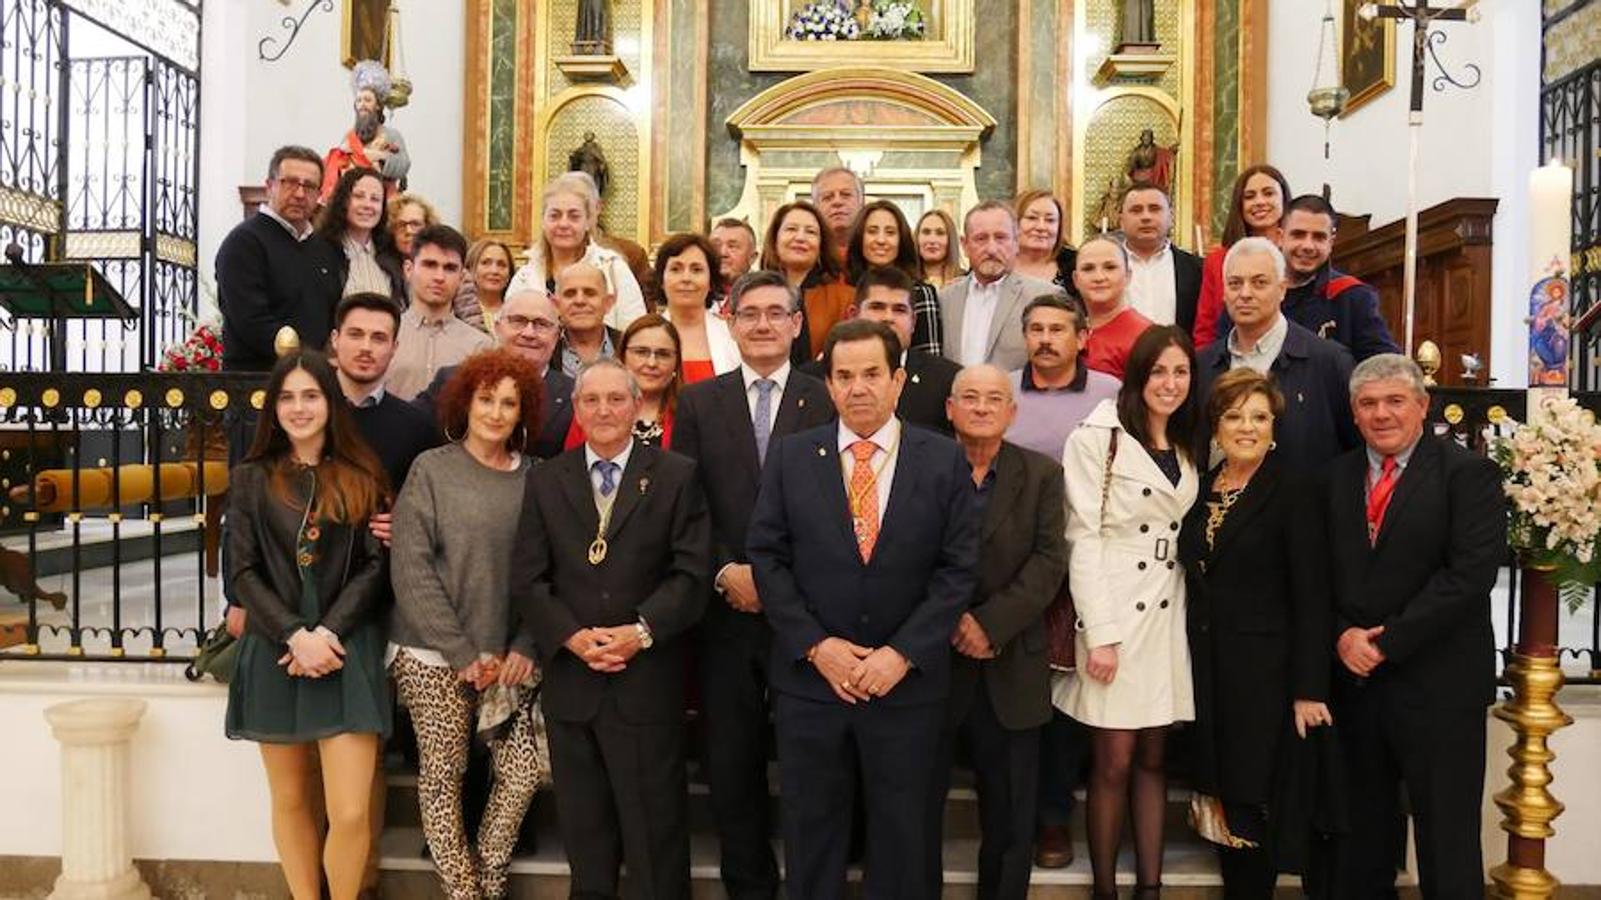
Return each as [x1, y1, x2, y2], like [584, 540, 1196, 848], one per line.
[864, 0, 927, 40]
[785, 1, 861, 41]
[1492, 394, 1601, 610]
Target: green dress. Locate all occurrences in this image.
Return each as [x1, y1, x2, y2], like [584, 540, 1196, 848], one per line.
[226, 505, 391, 743]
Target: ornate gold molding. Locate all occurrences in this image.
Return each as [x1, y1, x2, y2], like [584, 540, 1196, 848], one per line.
[748, 0, 975, 73]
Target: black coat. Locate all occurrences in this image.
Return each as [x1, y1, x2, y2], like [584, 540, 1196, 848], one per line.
[949, 442, 1067, 731]
[512, 442, 710, 723]
[1322, 435, 1505, 708]
[216, 212, 343, 371]
[1178, 453, 1331, 805]
[1197, 318, 1360, 473]
[1172, 246, 1204, 337]
[414, 363, 575, 460]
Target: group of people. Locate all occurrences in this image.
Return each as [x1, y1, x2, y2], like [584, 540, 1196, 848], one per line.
[214, 145, 1502, 900]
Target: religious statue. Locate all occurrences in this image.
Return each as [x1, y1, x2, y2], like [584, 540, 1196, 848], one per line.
[569, 132, 610, 199]
[1091, 175, 1128, 233]
[321, 60, 411, 202]
[1119, 0, 1156, 46]
[1125, 128, 1177, 194]
[574, 0, 611, 55]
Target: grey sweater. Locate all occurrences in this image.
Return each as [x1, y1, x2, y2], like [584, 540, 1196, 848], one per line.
[389, 442, 534, 669]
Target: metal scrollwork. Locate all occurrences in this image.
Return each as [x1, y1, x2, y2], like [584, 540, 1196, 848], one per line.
[1426, 29, 1481, 92]
[258, 0, 336, 63]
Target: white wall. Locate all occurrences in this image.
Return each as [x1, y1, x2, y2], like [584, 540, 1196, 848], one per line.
[1266, 0, 1541, 387]
[197, 0, 466, 303]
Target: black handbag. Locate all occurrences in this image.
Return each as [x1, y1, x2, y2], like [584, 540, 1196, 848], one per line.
[185, 622, 239, 684]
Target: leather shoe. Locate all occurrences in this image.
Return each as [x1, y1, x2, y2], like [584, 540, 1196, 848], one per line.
[1034, 823, 1074, 868]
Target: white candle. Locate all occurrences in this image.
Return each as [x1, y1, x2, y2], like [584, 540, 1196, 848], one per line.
[1529, 161, 1573, 282]
[1527, 160, 1574, 397]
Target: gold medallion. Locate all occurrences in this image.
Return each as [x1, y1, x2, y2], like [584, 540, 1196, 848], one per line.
[588, 538, 608, 565]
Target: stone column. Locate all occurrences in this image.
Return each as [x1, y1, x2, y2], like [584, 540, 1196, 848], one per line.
[44, 698, 153, 900]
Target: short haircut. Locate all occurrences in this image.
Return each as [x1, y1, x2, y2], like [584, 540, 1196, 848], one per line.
[652, 232, 725, 307]
[1021, 293, 1088, 332]
[1349, 353, 1428, 400]
[333, 292, 402, 332]
[1121, 180, 1171, 209]
[810, 166, 864, 203]
[436, 349, 546, 451]
[759, 200, 840, 281]
[1013, 190, 1066, 252]
[712, 217, 757, 243]
[573, 356, 641, 402]
[728, 269, 798, 314]
[822, 318, 902, 376]
[1285, 193, 1339, 228]
[267, 145, 322, 180]
[411, 224, 468, 262]
[1222, 236, 1286, 281]
[1205, 367, 1286, 437]
[853, 264, 916, 305]
[963, 199, 1018, 236]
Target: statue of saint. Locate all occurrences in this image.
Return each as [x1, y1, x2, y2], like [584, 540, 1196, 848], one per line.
[575, 0, 611, 54]
[569, 132, 610, 199]
[1092, 175, 1128, 233]
[321, 60, 410, 202]
[1120, 0, 1157, 46]
[1125, 128, 1177, 194]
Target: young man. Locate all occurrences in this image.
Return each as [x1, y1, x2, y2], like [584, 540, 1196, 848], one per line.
[845, 266, 961, 435]
[385, 224, 493, 400]
[1118, 182, 1202, 334]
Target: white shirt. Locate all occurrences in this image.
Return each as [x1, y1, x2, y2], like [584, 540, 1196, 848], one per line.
[740, 360, 792, 432]
[584, 439, 635, 501]
[260, 206, 312, 242]
[837, 417, 901, 524]
[1226, 313, 1289, 374]
[1127, 242, 1177, 325]
[959, 276, 1003, 366]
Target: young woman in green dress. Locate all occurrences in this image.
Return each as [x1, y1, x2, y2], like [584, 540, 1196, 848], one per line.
[224, 350, 391, 900]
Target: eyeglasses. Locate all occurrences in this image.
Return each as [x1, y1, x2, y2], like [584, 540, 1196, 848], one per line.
[733, 308, 798, 326]
[396, 220, 426, 232]
[273, 177, 320, 196]
[625, 346, 678, 364]
[503, 315, 558, 334]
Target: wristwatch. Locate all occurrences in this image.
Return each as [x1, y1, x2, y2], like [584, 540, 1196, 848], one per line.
[635, 618, 654, 650]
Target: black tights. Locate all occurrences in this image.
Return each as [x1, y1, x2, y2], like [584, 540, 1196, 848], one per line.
[1086, 725, 1168, 894]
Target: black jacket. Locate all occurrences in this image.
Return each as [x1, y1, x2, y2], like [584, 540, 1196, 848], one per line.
[309, 234, 407, 309]
[1215, 264, 1400, 363]
[1172, 246, 1204, 336]
[217, 212, 343, 371]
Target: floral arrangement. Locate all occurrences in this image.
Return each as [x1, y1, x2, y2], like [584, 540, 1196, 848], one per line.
[158, 321, 223, 372]
[784, 1, 926, 41]
[1492, 394, 1601, 610]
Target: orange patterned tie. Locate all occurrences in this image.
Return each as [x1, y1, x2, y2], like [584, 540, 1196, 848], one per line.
[849, 439, 880, 562]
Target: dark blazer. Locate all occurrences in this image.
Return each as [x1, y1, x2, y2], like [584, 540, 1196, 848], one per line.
[415, 364, 575, 460]
[512, 442, 710, 723]
[1197, 318, 1360, 472]
[748, 421, 980, 707]
[226, 461, 387, 644]
[1172, 246, 1203, 337]
[1322, 436, 1505, 708]
[216, 212, 343, 371]
[1178, 453, 1332, 805]
[950, 442, 1067, 731]
[673, 368, 835, 641]
[1214, 264, 1400, 363]
[803, 349, 958, 435]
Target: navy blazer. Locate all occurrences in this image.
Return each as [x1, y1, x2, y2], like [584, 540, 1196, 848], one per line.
[1215, 264, 1399, 363]
[747, 420, 980, 708]
[1198, 318, 1360, 473]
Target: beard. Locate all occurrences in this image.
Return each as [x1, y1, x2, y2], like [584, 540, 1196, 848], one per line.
[354, 109, 383, 144]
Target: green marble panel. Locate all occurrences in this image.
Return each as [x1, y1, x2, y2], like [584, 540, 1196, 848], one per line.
[666, 0, 700, 232]
[1023, 0, 1061, 191]
[486, 0, 518, 232]
[1211, 0, 1240, 242]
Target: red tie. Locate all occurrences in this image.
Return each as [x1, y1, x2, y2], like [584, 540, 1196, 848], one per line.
[1366, 455, 1398, 545]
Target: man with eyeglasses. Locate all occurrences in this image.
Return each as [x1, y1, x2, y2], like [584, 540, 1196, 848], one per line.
[415, 287, 575, 459]
[217, 145, 344, 372]
[672, 270, 834, 899]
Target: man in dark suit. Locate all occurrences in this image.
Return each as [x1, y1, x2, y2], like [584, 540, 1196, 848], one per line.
[823, 265, 959, 434]
[924, 363, 1067, 898]
[1322, 353, 1504, 898]
[748, 318, 980, 898]
[1197, 238, 1359, 472]
[512, 358, 710, 899]
[413, 288, 575, 459]
[673, 270, 834, 899]
[1119, 182, 1202, 334]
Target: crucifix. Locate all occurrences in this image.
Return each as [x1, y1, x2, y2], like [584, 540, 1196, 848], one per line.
[1358, 0, 1481, 353]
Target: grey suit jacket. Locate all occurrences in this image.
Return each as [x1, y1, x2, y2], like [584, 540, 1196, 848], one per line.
[938, 272, 1060, 372]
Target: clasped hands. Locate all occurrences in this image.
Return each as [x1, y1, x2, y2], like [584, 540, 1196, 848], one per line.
[809, 637, 910, 704]
[278, 626, 345, 678]
[565, 624, 645, 673]
[458, 651, 537, 691]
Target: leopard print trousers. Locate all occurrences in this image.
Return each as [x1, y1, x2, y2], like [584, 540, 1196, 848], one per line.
[391, 651, 550, 900]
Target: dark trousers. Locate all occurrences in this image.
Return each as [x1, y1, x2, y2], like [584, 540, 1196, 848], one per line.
[774, 692, 944, 900]
[1215, 802, 1275, 900]
[927, 685, 1040, 900]
[1036, 707, 1088, 827]
[1334, 678, 1486, 899]
[546, 695, 690, 900]
[699, 626, 779, 900]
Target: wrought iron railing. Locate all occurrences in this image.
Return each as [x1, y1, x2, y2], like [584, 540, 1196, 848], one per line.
[1540, 58, 1601, 391]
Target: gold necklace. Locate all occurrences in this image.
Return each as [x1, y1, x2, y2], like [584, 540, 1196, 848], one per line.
[1204, 474, 1247, 551]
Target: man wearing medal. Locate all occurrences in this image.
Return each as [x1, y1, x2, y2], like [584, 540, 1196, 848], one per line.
[512, 357, 710, 898]
[748, 318, 980, 898]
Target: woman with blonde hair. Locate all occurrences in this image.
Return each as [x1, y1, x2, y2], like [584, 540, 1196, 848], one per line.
[1013, 189, 1078, 290]
[506, 171, 648, 330]
[388, 191, 439, 259]
[914, 207, 963, 289]
[454, 238, 515, 333]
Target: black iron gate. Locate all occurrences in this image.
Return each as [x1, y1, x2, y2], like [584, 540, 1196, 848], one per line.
[1541, 58, 1601, 391]
[0, 0, 201, 373]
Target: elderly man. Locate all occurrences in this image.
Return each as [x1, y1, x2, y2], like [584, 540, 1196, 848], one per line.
[514, 358, 710, 898]
[415, 288, 574, 459]
[940, 201, 1058, 372]
[924, 364, 1067, 899]
[811, 166, 865, 267]
[551, 261, 623, 378]
[1118, 182, 1202, 334]
[1196, 237, 1358, 472]
[386, 225, 493, 400]
[1321, 354, 1504, 898]
[710, 218, 759, 313]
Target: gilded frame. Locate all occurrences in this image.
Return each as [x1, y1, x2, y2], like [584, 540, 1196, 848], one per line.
[1339, 0, 1394, 117]
[749, 0, 974, 73]
[341, 0, 392, 68]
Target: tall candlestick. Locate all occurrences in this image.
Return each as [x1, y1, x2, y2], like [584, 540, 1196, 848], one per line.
[1526, 161, 1574, 391]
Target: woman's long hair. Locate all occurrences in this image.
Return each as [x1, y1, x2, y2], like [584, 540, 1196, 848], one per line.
[760, 200, 840, 283]
[845, 199, 920, 285]
[1013, 189, 1069, 254]
[1116, 325, 1200, 463]
[619, 313, 683, 420]
[314, 166, 400, 261]
[1219, 164, 1291, 248]
[246, 350, 388, 523]
[914, 207, 963, 283]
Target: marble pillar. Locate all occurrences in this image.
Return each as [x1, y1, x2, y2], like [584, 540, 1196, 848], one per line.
[44, 698, 153, 900]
